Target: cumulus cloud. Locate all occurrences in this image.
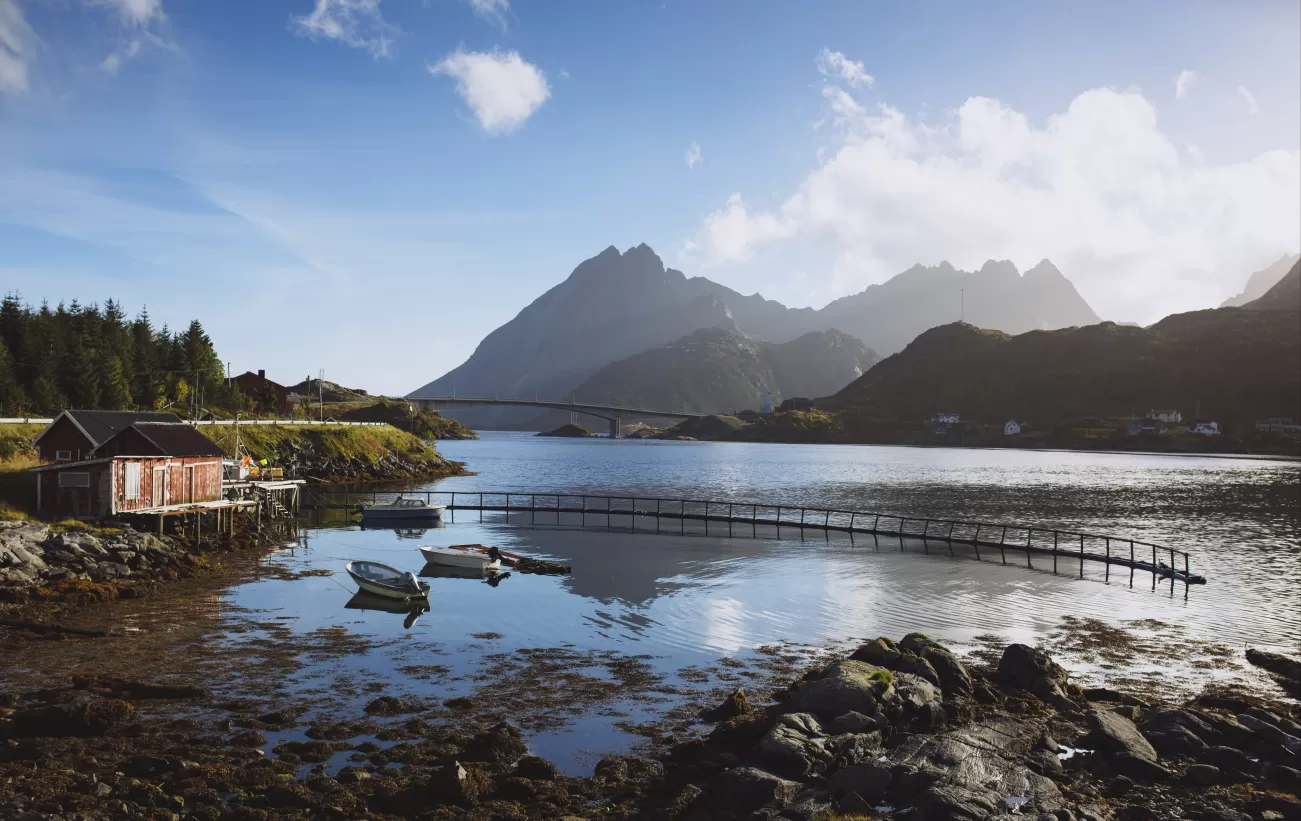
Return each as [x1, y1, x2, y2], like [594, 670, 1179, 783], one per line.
[429, 48, 549, 135]
[1175, 69, 1196, 99]
[685, 141, 702, 170]
[685, 64, 1300, 321]
[1237, 84, 1259, 115]
[291, 0, 397, 58]
[816, 48, 873, 88]
[468, 0, 509, 28]
[0, 0, 36, 95]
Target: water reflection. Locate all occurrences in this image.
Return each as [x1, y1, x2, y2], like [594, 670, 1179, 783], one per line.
[419, 563, 513, 587]
[344, 592, 431, 629]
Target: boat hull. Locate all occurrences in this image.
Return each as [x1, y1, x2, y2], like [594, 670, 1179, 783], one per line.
[360, 506, 446, 521]
[345, 561, 431, 600]
[418, 546, 501, 571]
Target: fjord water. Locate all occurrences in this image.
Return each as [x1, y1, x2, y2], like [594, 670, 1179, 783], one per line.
[222, 433, 1298, 770]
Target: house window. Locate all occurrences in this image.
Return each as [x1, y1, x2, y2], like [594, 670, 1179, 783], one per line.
[123, 462, 141, 500]
[55, 450, 73, 462]
[58, 472, 91, 488]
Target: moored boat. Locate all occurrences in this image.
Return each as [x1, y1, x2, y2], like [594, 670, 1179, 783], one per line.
[357, 496, 447, 521]
[417, 544, 502, 572]
[345, 560, 431, 599]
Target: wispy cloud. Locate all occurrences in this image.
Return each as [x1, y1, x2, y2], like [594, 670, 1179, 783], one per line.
[685, 141, 702, 170]
[101, 38, 141, 75]
[816, 48, 873, 88]
[430, 48, 550, 135]
[89, 0, 165, 26]
[1174, 69, 1196, 100]
[468, 0, 509, 29]
[0, 0, 36, 95]
[1237, 84, 1259, 115]
[291, 0, 397, 58]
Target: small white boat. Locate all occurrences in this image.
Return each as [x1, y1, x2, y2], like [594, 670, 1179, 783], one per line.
[345, 560, 430, 600]
[358, 496, 447, 521]
[417, 544, 502, 572]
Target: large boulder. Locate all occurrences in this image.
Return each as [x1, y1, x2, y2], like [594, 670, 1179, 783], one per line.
[755, 712, 832, 778]
[901, 633, 975, 698]
[997, 644, 1077, 712]
[829, 761, 892, 802]
[850, 637, 942, 688]
[1087, 710, 1159, 763]
[789, 659, 893, 720]
[710, 767, 801, 814]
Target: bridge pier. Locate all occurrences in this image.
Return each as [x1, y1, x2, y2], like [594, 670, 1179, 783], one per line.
[609, 413, 622, 439]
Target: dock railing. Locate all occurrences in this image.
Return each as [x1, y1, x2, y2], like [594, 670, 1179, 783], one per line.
[304, 489, 1200, 589]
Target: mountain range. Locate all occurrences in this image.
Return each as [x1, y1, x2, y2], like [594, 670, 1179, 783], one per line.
[824, 269, 1301, 429]
[542, 326, 878, 423]
[1221, 253, 1301, 307]
[410, 244, 1100, 427]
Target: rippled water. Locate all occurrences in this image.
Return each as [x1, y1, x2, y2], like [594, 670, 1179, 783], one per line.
[11, 434, 1296, 776]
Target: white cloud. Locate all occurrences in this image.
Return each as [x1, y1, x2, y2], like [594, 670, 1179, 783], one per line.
[685, 67, 1301, 322]
[291, 0, 397, 58]
[1174, 69, 1196, 100]
[429, 48, 549, 135]
[685, 141, 702, 170]
[816, 48, 873, 88]
[1237, 84, 1259, 115]
[100, 38, 141, 75]
[468, 0, 509, 28]
[89, 0, 164, 26]
[0, 0, 35, 95]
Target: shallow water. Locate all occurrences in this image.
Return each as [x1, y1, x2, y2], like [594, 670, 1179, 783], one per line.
[8, 434, 1298, 775]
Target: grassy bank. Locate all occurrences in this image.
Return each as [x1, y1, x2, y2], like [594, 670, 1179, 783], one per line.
[199, 422, 466, 481]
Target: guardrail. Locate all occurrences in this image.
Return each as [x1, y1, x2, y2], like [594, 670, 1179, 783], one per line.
[0, 418, 53, 424]
[304, 489, 1203, 590]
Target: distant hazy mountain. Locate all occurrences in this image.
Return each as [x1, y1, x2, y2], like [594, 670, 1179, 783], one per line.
[824, 304, 1300, 426]
[409, 244, 1100, 427]
[1244, 260, 1300, 312]
[553, 327, 879, 419]
[1222, 254, 1301, 307]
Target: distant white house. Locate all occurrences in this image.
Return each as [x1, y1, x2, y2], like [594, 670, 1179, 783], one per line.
[1004, 420, 1021, 436]
[1128, 420, 1157, 436]
[1191, 422, 1220, 436]
[1147, 409, 1182, 424]
[932, 412, 960, 425]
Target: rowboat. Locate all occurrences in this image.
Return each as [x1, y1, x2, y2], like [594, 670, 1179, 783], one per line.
[357, 496, 447, 521]
[345, 560, 430, 599]
[417, 544, 503, 572]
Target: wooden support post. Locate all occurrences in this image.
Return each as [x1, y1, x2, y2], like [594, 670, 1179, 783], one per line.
[157, 514, 163, 536]
[1053, 531, 1058, 574]
[1129, 540, 1135, 587]
[1105, 538, 1110, 581]
[1026, 528, 1033, 568]
[1080, 534, 1085, 579]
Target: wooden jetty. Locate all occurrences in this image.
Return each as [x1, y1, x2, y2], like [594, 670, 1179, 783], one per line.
[304, 489, 1205, 590]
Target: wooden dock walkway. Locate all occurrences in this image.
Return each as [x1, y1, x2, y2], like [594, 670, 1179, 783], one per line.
[305, 489, 1204, 589]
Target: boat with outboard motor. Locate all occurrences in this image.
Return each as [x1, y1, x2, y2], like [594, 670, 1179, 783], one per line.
[344, 560, 430, 599]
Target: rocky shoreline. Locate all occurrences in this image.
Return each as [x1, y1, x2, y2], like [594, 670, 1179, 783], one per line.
[0, 518, 287, 624]
[1, 631, 1297, 821]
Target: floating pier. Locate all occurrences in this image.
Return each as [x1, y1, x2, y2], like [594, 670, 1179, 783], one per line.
[305, 489, 1204, 590]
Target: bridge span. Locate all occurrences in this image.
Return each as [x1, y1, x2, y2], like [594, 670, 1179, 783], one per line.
[407, 396, 708, 438]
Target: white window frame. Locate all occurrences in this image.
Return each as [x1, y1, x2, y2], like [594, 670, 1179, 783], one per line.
[58, 472, 91, 488]
[123, 462, 141, 501]
[55, 450, 73, 462]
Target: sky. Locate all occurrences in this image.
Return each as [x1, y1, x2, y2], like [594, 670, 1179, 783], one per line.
[2, 0, 1299, 395]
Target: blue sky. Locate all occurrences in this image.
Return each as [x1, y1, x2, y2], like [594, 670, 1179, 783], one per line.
[2, 0, 1298, 394]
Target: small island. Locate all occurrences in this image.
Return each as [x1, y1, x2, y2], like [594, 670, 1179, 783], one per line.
[537, 423, 598, 437]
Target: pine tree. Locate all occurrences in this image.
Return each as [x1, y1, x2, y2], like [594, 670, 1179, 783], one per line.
[131, 308, 163, 409]
[101, 355, 132, 410]
[0, 338, 25, 415]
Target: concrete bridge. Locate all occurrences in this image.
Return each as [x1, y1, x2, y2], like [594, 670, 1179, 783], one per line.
[407, 396, 709, 438]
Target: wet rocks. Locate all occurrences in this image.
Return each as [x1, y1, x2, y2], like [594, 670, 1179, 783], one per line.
[1086, 709, 1159, 763]
[515, 755, 558, 780]
[364, 694, 416, 716]
[789, 658, 893, 720]
[462, 721, 527, 766]
[3, 696, 134, 738]
[999, 643, 1079, 712]
[851, 636, 942, 687]
[229, 729, 267, 748]
[711, 766, 801, 813]
[756, 712, 833, 777]
[1246, 648, 1301, 697]
[701, 687, 748, 721]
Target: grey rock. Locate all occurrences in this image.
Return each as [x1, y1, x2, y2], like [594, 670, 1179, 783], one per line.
[789, 659, 892, 720]
[1185, 763, 1222, 785]
[828, 762, 891, 801]
[900, 633, 976, 698]
[1109, 751, 1171, 782]
[1198, 745, 1262, 777]
[711, 767, 801, 813]
[1266, 763, 1301, 790]
[829, 711, 878, 735]
[1147, 725, 1209, 757]
[757, 713, 832, 778]
[850, 637, 942, 688]
[1116, 806, 1158, 821]
[1087, 709, 1158, 763]
[1238, 713, 1301, 753]
[998, 644, 1077, 712]
[915, 783, 1005, 820]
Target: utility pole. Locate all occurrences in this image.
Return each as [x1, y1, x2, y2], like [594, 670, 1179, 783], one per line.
[960, 288, 965, 323]
[318, 368, 325, 422]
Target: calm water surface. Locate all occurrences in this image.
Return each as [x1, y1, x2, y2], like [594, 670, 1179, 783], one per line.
[20, 434, 1293, 775]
